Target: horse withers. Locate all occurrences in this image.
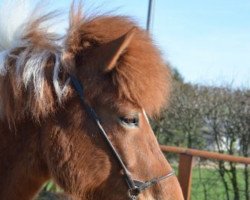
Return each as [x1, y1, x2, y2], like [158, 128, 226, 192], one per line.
[0, 1, 183, 200]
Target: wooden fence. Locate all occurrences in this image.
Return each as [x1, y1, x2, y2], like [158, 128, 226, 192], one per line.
[160, 145, 250, 200]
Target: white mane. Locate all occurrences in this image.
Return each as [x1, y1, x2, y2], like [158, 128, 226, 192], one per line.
[0, 0, 69, 107]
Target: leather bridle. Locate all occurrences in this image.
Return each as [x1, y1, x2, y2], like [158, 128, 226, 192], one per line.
[70, 75, 175, 200]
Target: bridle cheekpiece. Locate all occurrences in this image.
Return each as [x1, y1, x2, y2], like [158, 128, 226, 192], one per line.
[70, 75, 175, 200]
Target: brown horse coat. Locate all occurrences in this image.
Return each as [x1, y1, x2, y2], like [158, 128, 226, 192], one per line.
[0, 2, 183, 200]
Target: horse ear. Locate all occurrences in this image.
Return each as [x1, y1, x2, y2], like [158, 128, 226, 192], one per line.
[97, 27, 136, 72]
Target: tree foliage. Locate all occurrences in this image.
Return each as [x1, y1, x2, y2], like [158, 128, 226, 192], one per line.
[152, 68, 250, 199]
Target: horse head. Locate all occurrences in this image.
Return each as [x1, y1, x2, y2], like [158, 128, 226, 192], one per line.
[0, 2, 183, 200]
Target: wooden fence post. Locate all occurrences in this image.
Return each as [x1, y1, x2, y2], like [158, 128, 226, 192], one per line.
[160, 145, 250, 200]
[178, 154, 194, 200]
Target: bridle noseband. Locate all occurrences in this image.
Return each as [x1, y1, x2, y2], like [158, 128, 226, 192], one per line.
[70, 75, 175, 200]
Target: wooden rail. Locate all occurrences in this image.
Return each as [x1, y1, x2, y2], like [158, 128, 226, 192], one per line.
[160, 145, 250, 200]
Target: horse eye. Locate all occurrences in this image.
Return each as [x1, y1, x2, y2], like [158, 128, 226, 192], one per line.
[119, 116, 139, 127]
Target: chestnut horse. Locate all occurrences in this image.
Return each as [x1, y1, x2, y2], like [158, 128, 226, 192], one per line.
[0, 1, 183, 200]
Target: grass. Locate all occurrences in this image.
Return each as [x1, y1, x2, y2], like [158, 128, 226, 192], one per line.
[190, 167, 248, 200]
[36, 181, 62, 200]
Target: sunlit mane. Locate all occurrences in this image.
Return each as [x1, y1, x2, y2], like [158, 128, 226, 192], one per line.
[65, 5, 171, 117]
[0, 0, 69, 123]
[0, 1, 171, 125]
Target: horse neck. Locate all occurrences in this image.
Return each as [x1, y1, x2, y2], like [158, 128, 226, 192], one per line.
[0, 119, 49, 200]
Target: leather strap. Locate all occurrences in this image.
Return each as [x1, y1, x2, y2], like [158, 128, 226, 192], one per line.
[70, 75, 175, 199]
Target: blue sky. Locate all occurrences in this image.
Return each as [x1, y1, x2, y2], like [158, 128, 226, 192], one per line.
[1, 0, 249, 88]
[153, 1, 250, 88]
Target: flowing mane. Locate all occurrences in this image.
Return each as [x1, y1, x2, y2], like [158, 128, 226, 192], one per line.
[0, 2, 68, 124]
[65, 6, 171, 117]
[0, 1, 171, 125]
